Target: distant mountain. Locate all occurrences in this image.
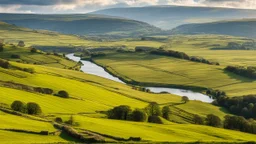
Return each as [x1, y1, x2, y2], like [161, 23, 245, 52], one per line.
[171, 19, 256, 38]
[0, 14, 161, 37]
[92, 6, 256, 30]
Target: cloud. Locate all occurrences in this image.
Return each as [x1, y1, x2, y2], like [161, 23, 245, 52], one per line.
[0, 0, 254, 13]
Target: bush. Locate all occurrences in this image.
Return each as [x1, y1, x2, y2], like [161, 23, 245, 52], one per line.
[145, 102, 161, 116]
[30, 48, 37, 53]
[26, 102, 42, 115]
[0, 43, 3, 52]
[57, 90, 69, 98]
[0, 59, 9, 69]
[55, 117, 63, 123]
[193, 114, 204, 125]
[18, 41, 25, 47]
[182, 96, 189, 103]
[23, 68, 35, 74]
[206, 114, 221, 127]
[11, 100, 25, 112]
[131, 109, 147, 122]
[108, 105, 132, 120]
[11, 54, 20, 59]
[148, 116, 163, 124]
[162, 106, 171, 120]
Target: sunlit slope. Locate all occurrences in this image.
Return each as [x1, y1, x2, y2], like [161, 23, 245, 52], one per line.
[74, 116, 256, 142]
[0, 111, 69, 144]
[0, 62, 228, 118]
[94, 52, 256, 96]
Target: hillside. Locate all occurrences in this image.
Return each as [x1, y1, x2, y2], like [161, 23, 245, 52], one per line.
[0, 14, 161, 37]
[171, 19, 256, 38]
[92, 6, 256, 30]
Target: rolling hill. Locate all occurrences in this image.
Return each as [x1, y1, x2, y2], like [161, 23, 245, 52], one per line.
[92, 5, 256, 30]
[0, 14, 161, 37]
[171, 19, 256, 38]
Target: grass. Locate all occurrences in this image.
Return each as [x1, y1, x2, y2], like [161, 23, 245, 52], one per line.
[0, 44, 78, 68]
[93, 52, 256, 96]
[73, 115, 256, 142]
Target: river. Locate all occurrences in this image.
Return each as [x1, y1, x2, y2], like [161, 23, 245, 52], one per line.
[66, 53, 213, 103]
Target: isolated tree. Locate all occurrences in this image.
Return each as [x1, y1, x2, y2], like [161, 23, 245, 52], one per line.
[131, 109, 147, 122]
[162, 106, 171, 120]
[11, 100, 25, 112]
[58, 90, 69, 98]
[145, 102, 161, 116]
[18, 41, 25, 47]
[206, 114, 221, 127]
[67, 115, 74, 125]
[26, 102, 42, 115]
[55, 117, 63, 123]
[30, 48, 37, 53]
[182, 96, 189, 103]
[0, 60, 9, 69]
[108, 105, 132, 120]
[193, 114, 204, 125]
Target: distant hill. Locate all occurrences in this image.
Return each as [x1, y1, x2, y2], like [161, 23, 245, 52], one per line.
[92, 6, 256, 30]
[0, 14, 161, 37]
[171, 19, 256, 38]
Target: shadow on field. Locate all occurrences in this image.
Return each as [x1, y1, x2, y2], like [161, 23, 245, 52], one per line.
[59, 131, 81, 143]
[222, 70, 254, 83]
[218, 107, 230, 115]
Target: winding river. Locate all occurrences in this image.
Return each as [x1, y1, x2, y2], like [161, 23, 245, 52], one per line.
[66, 53, 213, 103]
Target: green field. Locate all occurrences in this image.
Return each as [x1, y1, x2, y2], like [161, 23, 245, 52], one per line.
[93, 49, 256, 96]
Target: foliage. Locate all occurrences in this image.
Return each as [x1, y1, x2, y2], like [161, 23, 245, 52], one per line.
[216, 95, 256, 119]
[225, 65, 256, 79]
[206, 114, 222, 127]
[57, 90, 69, 98]
[224, 115, 256, 134]
[131, 109, 147, 122]
[206, 89, 226, 99]
[193, 114, 204, 125]
[182, 96, 189, 103]
[18, 41, 25, 47]
[145, 102, 161, 116]
[26, 102, 42, 115]
[107, 105, 132, 120]
[162, 106, 171, 120]
[0, 59, 9, 69]
[55, 117, 63, 123]
[30, 48, 37, 53]
[147, 116, 163, 124]
[11, 100, 25, 112]
[11, 54, 20, 59]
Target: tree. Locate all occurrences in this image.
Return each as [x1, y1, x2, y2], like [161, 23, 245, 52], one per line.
[58, 90, 69, 98]
[55, 117, 63, 123]
[26, 102, 42, 115]
[193, 115, 204, 125]
[148, 116, 163, 124]
[162, 106, 171, 120]
[182, 96, 189, 103]
[131, 109, 147, 122]
[108, 105, 132, 120]
[0, 43, 3, 52]
[0, 59, 9, 69]
[66, 115, 74, 125]
[11, 100, 25, 112]
[30, 48, 37, 53]
[206, 114, 221, 127]
[145, 102, 161, 116]
[18, 41, 25, 47]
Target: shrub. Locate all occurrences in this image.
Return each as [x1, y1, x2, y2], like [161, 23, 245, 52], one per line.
[26, 102, 42, 115]
[131, 109, 147, 122]
[11, 100, 25, 112]
[108, 105, 132, 120]
[11, 54, 20, 59]
[0, 43, 4, 52]
[55, 117, 63, 123]
[18, 41, 25, 47]
[206, 114, 221, 127]
[23, 68, 35, 74]
[193, 114, 204, 125]
[182, 96, 189, 103]
[145, 102, 161, 116]
[162, 106, 171, 120]
[57, 90, 69, 98]
[30, 48, 37, 53]
[0, 59, 9, 69]
[148, 116, 163, 124]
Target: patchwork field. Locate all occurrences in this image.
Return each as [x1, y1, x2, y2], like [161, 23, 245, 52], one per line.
[94, 52, 256, 96]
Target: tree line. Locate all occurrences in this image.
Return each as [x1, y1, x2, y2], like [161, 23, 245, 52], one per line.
[225, 65, 256, 79]
[149, 48, 220, 65]
[107, 102, 171, 124]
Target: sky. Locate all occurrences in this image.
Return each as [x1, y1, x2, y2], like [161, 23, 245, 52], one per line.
[0, 0, 255, 13]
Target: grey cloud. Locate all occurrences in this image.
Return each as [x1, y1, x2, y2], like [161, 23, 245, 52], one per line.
[0, 0, 75, 5]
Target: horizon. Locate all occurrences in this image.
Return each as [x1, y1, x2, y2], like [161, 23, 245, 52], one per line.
[0, 0, 255, 14]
